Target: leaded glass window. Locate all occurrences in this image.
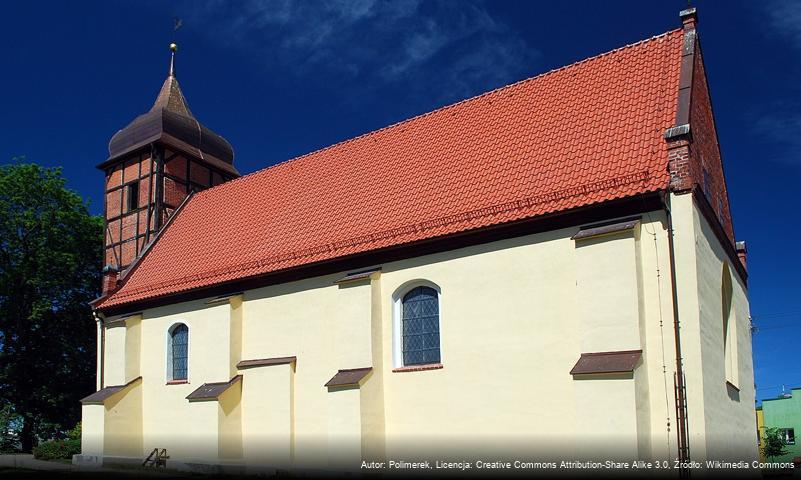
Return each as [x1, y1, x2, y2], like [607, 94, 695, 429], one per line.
[401, 286, 440, 366]
[171, 324, 188, 380]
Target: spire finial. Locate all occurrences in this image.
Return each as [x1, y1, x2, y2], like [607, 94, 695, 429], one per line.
[169, 42, 178, 77]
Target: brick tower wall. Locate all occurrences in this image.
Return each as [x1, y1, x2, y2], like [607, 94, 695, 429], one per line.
[103, 147, 233, 273]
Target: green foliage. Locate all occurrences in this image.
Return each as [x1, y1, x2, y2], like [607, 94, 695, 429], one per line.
[762, 427, 790, 460]
[32, 438, 81, 460]
[0, 403, 22, 452]
[0, 163, 104, 452]
[68, 422, 81, 441]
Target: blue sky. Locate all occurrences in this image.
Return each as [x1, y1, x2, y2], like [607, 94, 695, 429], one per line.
[0, 0, 798, 402]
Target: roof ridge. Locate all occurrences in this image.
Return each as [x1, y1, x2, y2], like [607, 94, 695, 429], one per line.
[194, 28, 682, 198]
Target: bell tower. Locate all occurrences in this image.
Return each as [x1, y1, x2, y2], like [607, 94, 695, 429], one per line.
[97, 44, 239, 294]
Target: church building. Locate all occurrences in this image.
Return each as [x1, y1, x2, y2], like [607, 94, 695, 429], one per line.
[78, 9, 757, 472]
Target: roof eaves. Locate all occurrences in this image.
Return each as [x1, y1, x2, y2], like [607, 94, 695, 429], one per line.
[97, 137, 160, 170]
[96, 192, 669, 313]
[110, 171, 657, 306]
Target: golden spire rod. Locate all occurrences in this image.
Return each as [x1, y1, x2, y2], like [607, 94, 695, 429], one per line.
[169, 43, 177, 77]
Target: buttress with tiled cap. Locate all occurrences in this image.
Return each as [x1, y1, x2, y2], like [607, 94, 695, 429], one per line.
[96, 28, 685, 310]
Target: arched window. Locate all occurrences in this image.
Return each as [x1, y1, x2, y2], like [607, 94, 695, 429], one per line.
[168, 323, 189, 381]
[401, 286, 440, 366]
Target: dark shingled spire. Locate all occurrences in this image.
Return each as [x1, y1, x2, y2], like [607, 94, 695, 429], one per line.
[102, 44, 238, 176]
[152, 43, 192, 117]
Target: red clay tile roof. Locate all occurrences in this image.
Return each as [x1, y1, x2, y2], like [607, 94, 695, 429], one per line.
[98, 29, 683, 310]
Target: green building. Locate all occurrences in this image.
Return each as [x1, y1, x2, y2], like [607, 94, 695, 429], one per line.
[761, 388, 801, 462]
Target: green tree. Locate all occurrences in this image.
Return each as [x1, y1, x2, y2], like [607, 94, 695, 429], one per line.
[762, 427, 790, 461]
[0, 403, 21, 452]
[0, 163, 103, 452]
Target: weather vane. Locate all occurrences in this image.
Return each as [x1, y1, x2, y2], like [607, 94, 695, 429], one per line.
[169, 17, 183, 76]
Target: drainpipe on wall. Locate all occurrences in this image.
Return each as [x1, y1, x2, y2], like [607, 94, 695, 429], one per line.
[662, 191, 691, 470]
[93, 310, 106, 390]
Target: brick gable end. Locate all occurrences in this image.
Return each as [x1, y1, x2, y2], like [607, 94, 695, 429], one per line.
[668, 39, 735, 244]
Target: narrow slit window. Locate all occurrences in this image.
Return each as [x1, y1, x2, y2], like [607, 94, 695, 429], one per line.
[722, 263, 738, 386]
[126, 181, 139, 212]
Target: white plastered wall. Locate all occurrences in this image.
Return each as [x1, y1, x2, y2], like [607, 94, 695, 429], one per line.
[240, 362, 294, 468]
[138, 300, 234, 461]
[572, 227, 644, 459]
[668, 192, 756, 462]
[103, 324, 126, 387]
[84, 204, 757, 466]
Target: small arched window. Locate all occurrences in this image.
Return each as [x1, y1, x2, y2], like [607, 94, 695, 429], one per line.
[168, 323, 189, 381]
[401, 286, 440, 366]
